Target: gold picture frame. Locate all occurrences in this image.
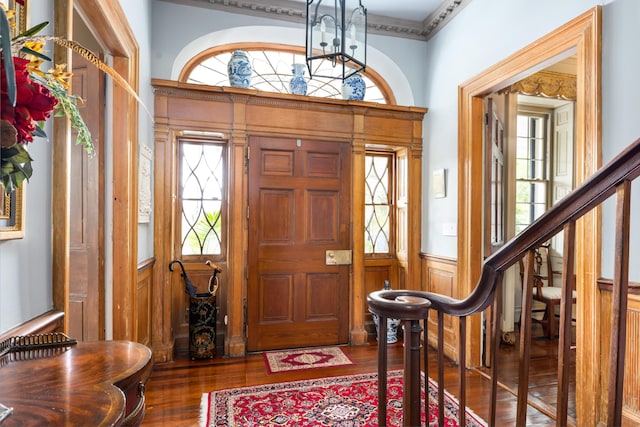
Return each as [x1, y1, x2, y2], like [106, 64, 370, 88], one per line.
[1, 0, 27, 36]
[0, 188, 25, 240]
[0, 0, 28, 240]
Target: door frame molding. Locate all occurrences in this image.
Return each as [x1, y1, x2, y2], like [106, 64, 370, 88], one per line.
[457, 7, 601, 423]
[53, 0, 140, 340]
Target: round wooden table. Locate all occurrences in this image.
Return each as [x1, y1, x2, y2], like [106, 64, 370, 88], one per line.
[0, 340, 152, 426]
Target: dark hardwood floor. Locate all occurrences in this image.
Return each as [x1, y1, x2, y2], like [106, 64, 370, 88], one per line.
[142, 325, 574, 426]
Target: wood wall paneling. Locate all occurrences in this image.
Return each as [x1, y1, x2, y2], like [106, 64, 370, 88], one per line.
[598, 281, 640, 425]
[421, 254, 459, 361]
[364, 263, 394, 336]
[137, 258, 155, 347]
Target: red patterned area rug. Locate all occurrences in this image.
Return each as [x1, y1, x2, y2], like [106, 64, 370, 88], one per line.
[263, 347, 354, 373]
[200, 370, 487, 427]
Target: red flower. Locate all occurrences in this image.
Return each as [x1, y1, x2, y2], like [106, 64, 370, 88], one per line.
[15, 0, 24, 5]
[0, 57, 58, 144]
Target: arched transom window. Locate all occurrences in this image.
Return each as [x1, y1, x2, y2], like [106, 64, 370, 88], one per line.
[180, 45, 393, 104]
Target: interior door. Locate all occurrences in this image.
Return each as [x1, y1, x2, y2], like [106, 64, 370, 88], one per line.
[484, 97, 506, 256]
[483, 97, 506, 365]
[68, 52, 104, 341]
[247, 136, 351, 351]
[549, 102, 575, 280]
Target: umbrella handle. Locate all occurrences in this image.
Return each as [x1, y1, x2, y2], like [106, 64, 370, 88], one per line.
[205, 260, 221, 295]
[169, 259, 186, 275]
[205, 260, 222, 273]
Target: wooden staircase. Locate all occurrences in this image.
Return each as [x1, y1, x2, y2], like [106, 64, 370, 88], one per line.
[369, 136, 640, 426]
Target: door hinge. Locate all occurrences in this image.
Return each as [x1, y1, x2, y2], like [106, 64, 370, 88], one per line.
[243, 298, 248, 336]
[246, 145, 250, 161]
[484, 113, 489, 125]
[246, 206, 250, 219]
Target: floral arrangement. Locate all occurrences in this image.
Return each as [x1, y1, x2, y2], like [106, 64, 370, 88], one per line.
[1, 3, 94, 195]
[1, 3, 144, 196]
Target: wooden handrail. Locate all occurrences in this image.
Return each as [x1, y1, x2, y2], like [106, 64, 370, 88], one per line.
[368, 136, 640, 426]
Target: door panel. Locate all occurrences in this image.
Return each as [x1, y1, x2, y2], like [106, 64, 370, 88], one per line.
[483, 97, 506, 365]
[248, 136, 350, 351]
[69, 52, 104, 341]
[550, 102, 575, 280]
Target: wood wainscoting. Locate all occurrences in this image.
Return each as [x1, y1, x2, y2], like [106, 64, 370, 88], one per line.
[420, 253, 460, 362]
[136, 258, 155, 347]
[364, 258, 405, 338]
[598, 279, 640, 425]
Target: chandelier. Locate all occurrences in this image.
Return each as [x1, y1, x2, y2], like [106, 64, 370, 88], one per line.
[306, 0, 367, 80]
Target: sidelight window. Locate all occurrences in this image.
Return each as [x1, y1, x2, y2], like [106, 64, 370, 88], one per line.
[178, 140, 226, 257]
[364, 152, 394, 254]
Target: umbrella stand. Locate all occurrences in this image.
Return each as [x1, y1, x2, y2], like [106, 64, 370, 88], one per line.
[169, 260, 221, 360]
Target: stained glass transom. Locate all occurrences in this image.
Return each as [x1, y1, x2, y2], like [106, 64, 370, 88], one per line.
[186, 49, 387, 104]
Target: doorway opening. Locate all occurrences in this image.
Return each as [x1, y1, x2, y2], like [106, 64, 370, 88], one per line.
[458, 6, 601, 424]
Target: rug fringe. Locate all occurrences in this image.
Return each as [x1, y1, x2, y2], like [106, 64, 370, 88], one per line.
[199, 393, 210, 427]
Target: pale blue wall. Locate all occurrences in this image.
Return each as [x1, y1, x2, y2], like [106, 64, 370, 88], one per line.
[600, 0, 640, 279]
[120, 0, 156, 262]
[0, 3, 54, 332]
[422, 0, 606, 258]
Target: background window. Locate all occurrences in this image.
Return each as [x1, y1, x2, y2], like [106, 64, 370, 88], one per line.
[515, 113, 548, 234]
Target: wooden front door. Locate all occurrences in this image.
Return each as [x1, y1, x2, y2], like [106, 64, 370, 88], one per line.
[247, 136, 351, 351]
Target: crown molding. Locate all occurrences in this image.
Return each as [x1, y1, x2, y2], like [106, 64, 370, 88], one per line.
[423, 0, 472, 40]
[156, 0, 472, 41]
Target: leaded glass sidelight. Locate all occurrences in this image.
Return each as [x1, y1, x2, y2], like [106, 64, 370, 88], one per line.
[179, 140, 225, 256]
[364, 153, 392, 254]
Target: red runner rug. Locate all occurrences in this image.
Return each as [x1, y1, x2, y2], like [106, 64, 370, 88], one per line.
[263, 347, 354, 373]
[200, 370, 487, 426]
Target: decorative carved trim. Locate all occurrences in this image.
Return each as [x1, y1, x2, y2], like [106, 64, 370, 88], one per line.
[499, 70, 577, 101]
[158, 0, 472, 41]
[423, 0, 472, 41]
